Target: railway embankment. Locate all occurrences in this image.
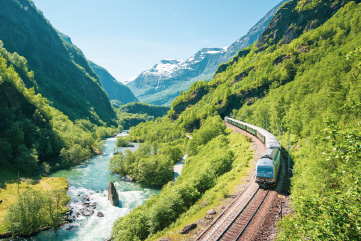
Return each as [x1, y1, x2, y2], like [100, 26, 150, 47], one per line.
[193, 121, 291, 240]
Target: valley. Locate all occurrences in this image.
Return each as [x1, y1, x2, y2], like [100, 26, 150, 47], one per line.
[1, 0, 361, 240]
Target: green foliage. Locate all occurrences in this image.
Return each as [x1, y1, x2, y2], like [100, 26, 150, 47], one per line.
[4, 188, 69, 236]
[296, 0, 322, 11]
[115, 102, 170, 129]
[89, 61, 138, 104]
[187, 115, 227, 156]
[0, 43, 117, 176]
[111, 116, 238, 240]
[278, 123, 361, 240]
[116, 136, 129, 148]
[111, 2, 361, 240]
[0, 0, 116, 124]
[108, 152, 126, 174]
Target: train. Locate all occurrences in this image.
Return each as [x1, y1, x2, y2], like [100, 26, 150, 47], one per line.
[224, 117, 281, 188]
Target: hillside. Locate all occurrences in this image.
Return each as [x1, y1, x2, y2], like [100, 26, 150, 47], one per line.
[116, 102, 170, 129]
[89, 61, 138, 104]
[57, 32, 138, 105]
[0, 0, 115, 124]
[111, 0, 361, 240]
[127, 0, 288, 106]
[0, 43, 118, 180]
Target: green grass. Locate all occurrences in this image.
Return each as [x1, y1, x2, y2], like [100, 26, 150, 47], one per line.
[146, 132, 254, 241]
[0, 177, 68, 234]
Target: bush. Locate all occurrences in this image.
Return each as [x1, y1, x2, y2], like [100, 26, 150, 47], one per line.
[4, 188, 69, 236]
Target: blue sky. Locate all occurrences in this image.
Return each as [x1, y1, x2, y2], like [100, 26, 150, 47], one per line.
[32, 0, 282, 83]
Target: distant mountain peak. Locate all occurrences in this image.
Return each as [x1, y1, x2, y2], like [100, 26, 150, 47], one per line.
[128, 0, 289, 106]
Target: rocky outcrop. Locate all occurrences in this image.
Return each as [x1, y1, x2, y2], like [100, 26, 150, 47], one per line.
[81, 207, 94, 216]
[256, 0, 361, 48]
[121, 175, 135, 182]
[108, 181, 120, 206]
[207, 209, 216, 215]
[180, 223, 197, 234]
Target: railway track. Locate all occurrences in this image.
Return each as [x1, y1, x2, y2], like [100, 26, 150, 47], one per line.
[217, 188, 269, 241]
[195, 122, 269, 241]
[196, 179, 269, 241]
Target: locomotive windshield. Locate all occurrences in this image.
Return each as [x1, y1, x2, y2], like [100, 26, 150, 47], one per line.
[257, 166, 273, 178]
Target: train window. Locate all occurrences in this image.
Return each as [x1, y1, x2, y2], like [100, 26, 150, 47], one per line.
[257, 166, 273, 178]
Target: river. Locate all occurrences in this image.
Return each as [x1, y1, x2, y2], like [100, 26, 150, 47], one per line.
[22, 132, 160, 241]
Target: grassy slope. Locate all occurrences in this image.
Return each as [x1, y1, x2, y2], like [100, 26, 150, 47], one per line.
[146, 132, 253, 241]
[0, 177, 68, 234]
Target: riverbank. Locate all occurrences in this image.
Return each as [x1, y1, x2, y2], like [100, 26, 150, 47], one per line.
[0, 177, 69, 236]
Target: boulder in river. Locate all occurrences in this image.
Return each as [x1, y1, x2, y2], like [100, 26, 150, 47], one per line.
[89, 202, 97, 208]
[180, 223, 197, 234]
[108, 181, 120, 206]
[121, 175, 135, 182]
[66, 225, 74, 230]
[97, 211, 104, 217]
[81, 207, 94, 216]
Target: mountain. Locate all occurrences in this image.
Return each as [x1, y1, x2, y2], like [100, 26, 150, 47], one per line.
[0, 0, 115, 124]
[56, 31, 138, 105]
[88, 61, 138, 104]
[256, 0, 358, 48]
[127, 0, 289, 106]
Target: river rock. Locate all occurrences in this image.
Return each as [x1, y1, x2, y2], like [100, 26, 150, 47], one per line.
[89, 202, 97, 208]
[66, 225, 73, 230]
[108, 181, 120, 206]
[97, 211, 104, 217]
[83, 201, 91, 207]
[180, 223, 197, 234]
[207, 209, 216, 215]
[67, 215, 76, 222]
[83, 195, 90, 201]
[81, 207, 94, 216]
[121, 175, 135, 182]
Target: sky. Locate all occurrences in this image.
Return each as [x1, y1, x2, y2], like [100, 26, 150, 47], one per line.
[32, 0, 282, 83]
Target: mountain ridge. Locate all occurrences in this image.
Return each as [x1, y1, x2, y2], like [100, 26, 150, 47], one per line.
[0, 0, 115, 124]
[127, 0, 289, 106]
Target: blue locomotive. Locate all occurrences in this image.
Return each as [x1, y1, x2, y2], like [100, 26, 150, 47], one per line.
[225, 117, 281, 188]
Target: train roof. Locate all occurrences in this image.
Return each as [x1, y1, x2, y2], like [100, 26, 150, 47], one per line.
[261, 148, 278, 159]
[257, 158, 274, 167]
[225, 117, 280, 149]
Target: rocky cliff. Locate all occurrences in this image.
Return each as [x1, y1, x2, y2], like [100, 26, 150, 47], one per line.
[256, 0, 361, 47]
